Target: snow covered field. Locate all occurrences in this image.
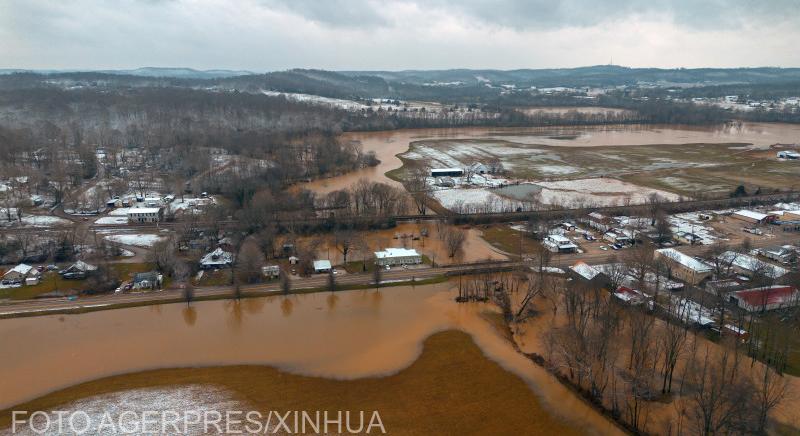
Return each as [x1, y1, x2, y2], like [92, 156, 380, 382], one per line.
[104, 234, 165, 248]
[20, 215, 71, 227]
[95, 216, 129, 225]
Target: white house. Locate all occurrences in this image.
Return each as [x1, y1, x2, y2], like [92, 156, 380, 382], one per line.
[543, 234, 578, 253]
[127, 207, 163, 223]
[374, 248, 423, 266]
[313, 260, 332, 274]
[200, 247, 234, 269]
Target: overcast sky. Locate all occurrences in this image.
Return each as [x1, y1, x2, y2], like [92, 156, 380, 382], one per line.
[2, 0, 799, 71]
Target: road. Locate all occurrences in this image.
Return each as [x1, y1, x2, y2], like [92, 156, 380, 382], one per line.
[1, 225, 796, 319]
[0, 261, 523, 318]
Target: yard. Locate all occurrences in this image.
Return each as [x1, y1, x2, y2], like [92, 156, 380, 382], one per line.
[0, 263, 158, 300]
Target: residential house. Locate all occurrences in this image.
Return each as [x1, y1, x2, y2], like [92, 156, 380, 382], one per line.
[59, 261, 98, 279]
[127, 207, 163, 223]
[603, 229, 633, 245]
[730, 285, 800, 312]
[655, 248, 713, 285]
[200, 247, 234, 269]
[132, 271, 162, 290]
[374, 248, 423, 266]
[2, 264, 40, 285]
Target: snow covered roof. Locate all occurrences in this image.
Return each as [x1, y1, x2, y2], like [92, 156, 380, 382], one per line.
[313, 260, 332, 270]
[374, 248, 421, 259]
[733, 210, 768, 221]
[547, 234, 572, 243]
[656, 248, 712, 273]
[200, 247, 234, 266]
[128, 207, 162, 214]
[4, 264, 36, 277]
[570, 261, 601, 280]
[431, 168, 463, 173]
[719, 251, 788, 278]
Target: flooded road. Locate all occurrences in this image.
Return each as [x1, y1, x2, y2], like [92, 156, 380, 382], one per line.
[299, 122, 800, 195]
[0, 284, 621, 435]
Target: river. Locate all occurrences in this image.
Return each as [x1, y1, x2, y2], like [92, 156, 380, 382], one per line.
[0, 284, 622, 435]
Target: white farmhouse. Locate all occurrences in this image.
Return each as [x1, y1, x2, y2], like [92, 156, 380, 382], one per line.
[127, 207, 163, 223]
[543, 234, 578, 253]
[200, 247, 234, 269]
[374, 248, 423, 266]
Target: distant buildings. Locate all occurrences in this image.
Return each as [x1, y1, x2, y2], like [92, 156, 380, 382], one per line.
[2, 264, 40, 285]
[718, 251, 788, 279]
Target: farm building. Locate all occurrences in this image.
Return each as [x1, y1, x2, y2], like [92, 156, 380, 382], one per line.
[313, 260, 332, 274]
[200, 247, 234, 269]
[783, 210, 800, 221]
[374, 248, 423, 266]
[430, 168, 464, 177]
[469, 162, 489, 174]
[127, 207, 163, 223]
[543, 234, 578, 253]
[777, 150, 800, 159]
[655, 248, 713, 285]
[730, 286, 800, 312]
[568, 261, 611, 289]
[730, 210, 769, 225]
[718, 251, 788, 279]
[2, 264, 40, 285]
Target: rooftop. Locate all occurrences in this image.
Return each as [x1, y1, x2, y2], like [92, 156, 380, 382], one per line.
[734, 286, 798, 308]
[656, 248, 712, 273]
[570, 261, 601, 280]
[733, 210, 768, 221]
[128, 207, 162, 214]
[375, 248, 421, 259]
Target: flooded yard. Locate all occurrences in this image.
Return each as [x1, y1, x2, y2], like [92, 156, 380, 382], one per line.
[0, 284, 621, 435]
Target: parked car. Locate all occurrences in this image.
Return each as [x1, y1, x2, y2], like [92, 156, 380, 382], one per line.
[583, 233, 595, 241]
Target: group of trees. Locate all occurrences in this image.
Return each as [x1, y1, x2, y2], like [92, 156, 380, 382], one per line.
[484, 237, 797, 434]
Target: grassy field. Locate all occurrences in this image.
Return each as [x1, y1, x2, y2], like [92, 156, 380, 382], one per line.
[0, 263, 157, 300]
[480, 225, 540, 258]
[0, 331, 584, 435]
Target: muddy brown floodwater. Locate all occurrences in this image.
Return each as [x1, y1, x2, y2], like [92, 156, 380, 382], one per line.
[298, 122, 800, 195]
[0, 284, 622, 435]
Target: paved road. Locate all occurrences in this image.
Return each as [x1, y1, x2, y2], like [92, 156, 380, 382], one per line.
[1, 232, 796, 319]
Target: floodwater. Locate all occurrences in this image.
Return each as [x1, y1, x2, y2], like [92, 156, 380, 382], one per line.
[0, 284, 622, 435]
[308, 222, 509, 266]
[298, 122, 800, 195]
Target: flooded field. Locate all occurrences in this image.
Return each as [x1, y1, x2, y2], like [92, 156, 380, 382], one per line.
[299, 122, 800, 196]
[303, 222, 509, 267]
[0, 284, 621, 435]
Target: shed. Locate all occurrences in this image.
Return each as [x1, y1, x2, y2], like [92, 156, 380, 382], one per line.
[313, 260, 332, 274]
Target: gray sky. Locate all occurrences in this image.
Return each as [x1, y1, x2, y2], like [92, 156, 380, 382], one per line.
[2, 0, 799, 71]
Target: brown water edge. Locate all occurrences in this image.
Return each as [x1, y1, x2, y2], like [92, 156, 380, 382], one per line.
[298, 122, 800, 195]
[0, 283, 622, 435]
[0, 332, 587, 435]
